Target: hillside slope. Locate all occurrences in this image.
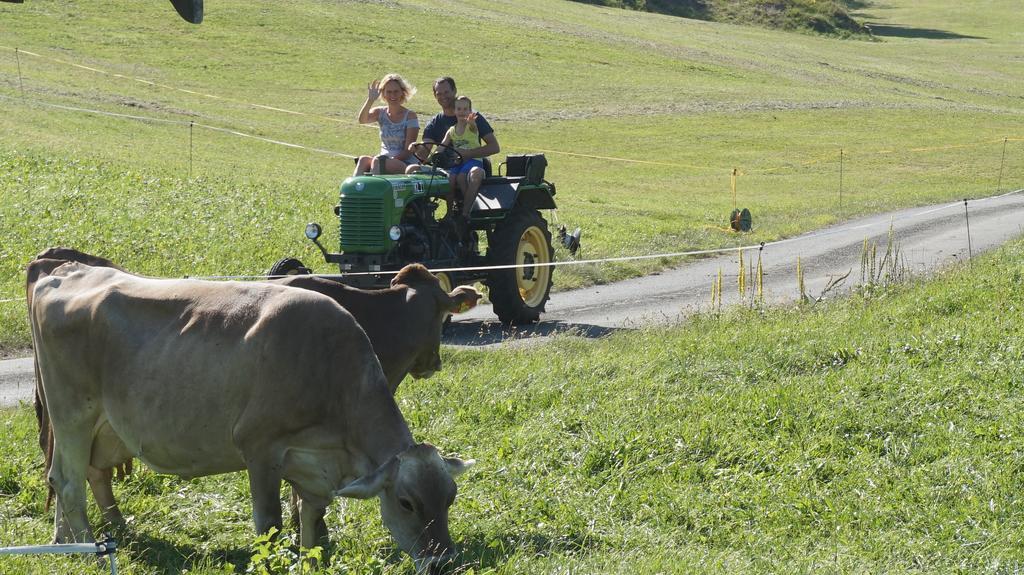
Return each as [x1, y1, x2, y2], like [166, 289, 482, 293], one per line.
[1, 0, 1022, 350]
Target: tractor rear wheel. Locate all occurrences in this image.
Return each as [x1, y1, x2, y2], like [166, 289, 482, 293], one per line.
[267, 257, 310, 277]
[487, 208, 554, 325]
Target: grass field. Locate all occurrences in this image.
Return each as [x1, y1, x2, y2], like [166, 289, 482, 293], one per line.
[2, 234, 1022, 574]
[2, 2, 1024, 569]
[2, 0, 1023, 349]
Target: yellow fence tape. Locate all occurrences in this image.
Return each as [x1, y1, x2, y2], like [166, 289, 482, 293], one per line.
[0, 94, 358, 159]
[1, 44, 349, 126]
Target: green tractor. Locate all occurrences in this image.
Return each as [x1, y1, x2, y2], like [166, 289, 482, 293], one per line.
[270, 146, 558, 324]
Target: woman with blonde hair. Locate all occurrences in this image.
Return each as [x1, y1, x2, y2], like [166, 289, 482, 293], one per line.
[354, 73, 420, 176]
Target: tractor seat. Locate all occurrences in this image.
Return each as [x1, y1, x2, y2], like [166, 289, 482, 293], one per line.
[481, 157, 524, 184]
[482, 176, 525, 186]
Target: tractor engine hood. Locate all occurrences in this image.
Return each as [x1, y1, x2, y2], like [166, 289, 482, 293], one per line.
[337, 175, 446, 254]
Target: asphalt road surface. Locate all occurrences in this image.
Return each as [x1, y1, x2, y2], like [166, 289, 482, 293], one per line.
[3, 190, 1022, 407]
[444, 190, 1024, 343]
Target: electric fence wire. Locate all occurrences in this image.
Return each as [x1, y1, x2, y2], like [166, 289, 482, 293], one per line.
[0, 188, 1020, 302]
[187, 187, 1024, 281]
[0, 94, 357, 158]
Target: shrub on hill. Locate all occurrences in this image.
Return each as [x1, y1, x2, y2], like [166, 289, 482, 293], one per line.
[572, 0, 867, 36]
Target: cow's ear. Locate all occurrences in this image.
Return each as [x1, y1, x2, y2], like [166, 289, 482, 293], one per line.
[444, 457, 476, 478]
[448, 286, 482, 314]
[334, 457, 398, 499]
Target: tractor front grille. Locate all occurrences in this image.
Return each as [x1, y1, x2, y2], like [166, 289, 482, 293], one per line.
[339, 194, 386, 252]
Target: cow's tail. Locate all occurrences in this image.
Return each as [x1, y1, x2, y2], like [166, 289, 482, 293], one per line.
[44, 418, 55, 511]
[35, 359, 56, 512]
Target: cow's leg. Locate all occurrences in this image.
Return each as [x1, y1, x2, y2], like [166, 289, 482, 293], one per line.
[246, 461, 284, 536]
[51, 492, 73, 543]
[288, 488, 301, 531]
[296, 495, 330, 550]
[48, 432, 95, 544]
[86, 466, 125, 526]
[88, 423, 132, 526]
[287, 486, 332, 533]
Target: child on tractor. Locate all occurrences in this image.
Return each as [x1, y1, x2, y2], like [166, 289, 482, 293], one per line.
[440, 95, 487, 221]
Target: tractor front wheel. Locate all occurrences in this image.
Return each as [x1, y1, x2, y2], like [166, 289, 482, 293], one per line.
[487, 208, 554, 325]
[267, 257, 310, 277]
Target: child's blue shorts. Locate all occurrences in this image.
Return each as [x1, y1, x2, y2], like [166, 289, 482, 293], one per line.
[448, 159, 484, 175]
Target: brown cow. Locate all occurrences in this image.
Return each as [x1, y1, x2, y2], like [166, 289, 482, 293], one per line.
[277, 266, 481, 393]
[31, 263, 473, 570]
[275, 268, 481, 536]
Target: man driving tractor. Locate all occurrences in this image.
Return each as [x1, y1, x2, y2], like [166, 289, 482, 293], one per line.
[408, 77, 501, 226]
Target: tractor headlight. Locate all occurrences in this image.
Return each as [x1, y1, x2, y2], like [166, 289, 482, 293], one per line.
[305, 223, 322, 240]
[388, 225, 403, 241]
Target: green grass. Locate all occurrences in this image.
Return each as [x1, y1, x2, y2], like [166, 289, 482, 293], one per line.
[3, 2, 1023, 569]
[2, 0, 1023, 349]
[3, 234, 1023, 574]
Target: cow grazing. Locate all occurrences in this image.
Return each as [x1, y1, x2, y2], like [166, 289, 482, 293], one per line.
[26, 249, 481, 536]
[275, 266, 481, 535]
[30, 263, 473, 570]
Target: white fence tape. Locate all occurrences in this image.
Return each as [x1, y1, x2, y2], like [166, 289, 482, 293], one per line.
[3, 96, 187, 126]
[0, 538, 118, 574]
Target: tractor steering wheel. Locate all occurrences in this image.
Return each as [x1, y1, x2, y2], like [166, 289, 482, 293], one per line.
[414, 141, 464, 170]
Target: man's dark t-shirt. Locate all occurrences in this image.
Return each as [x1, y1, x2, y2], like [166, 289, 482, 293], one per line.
[423, 112, 494, 143]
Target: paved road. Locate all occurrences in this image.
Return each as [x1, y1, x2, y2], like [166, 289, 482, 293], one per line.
[0, 356, 34, 408]
[3, 191, 1022, 407]
[443, 190, 1024, 344]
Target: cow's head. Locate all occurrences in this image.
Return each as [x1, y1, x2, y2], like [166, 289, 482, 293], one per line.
[390, 264, 481, 380]
[335, 443, 475, 573]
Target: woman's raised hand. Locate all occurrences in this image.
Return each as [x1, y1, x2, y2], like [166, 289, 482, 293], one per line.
[367, 80, 381, 101]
